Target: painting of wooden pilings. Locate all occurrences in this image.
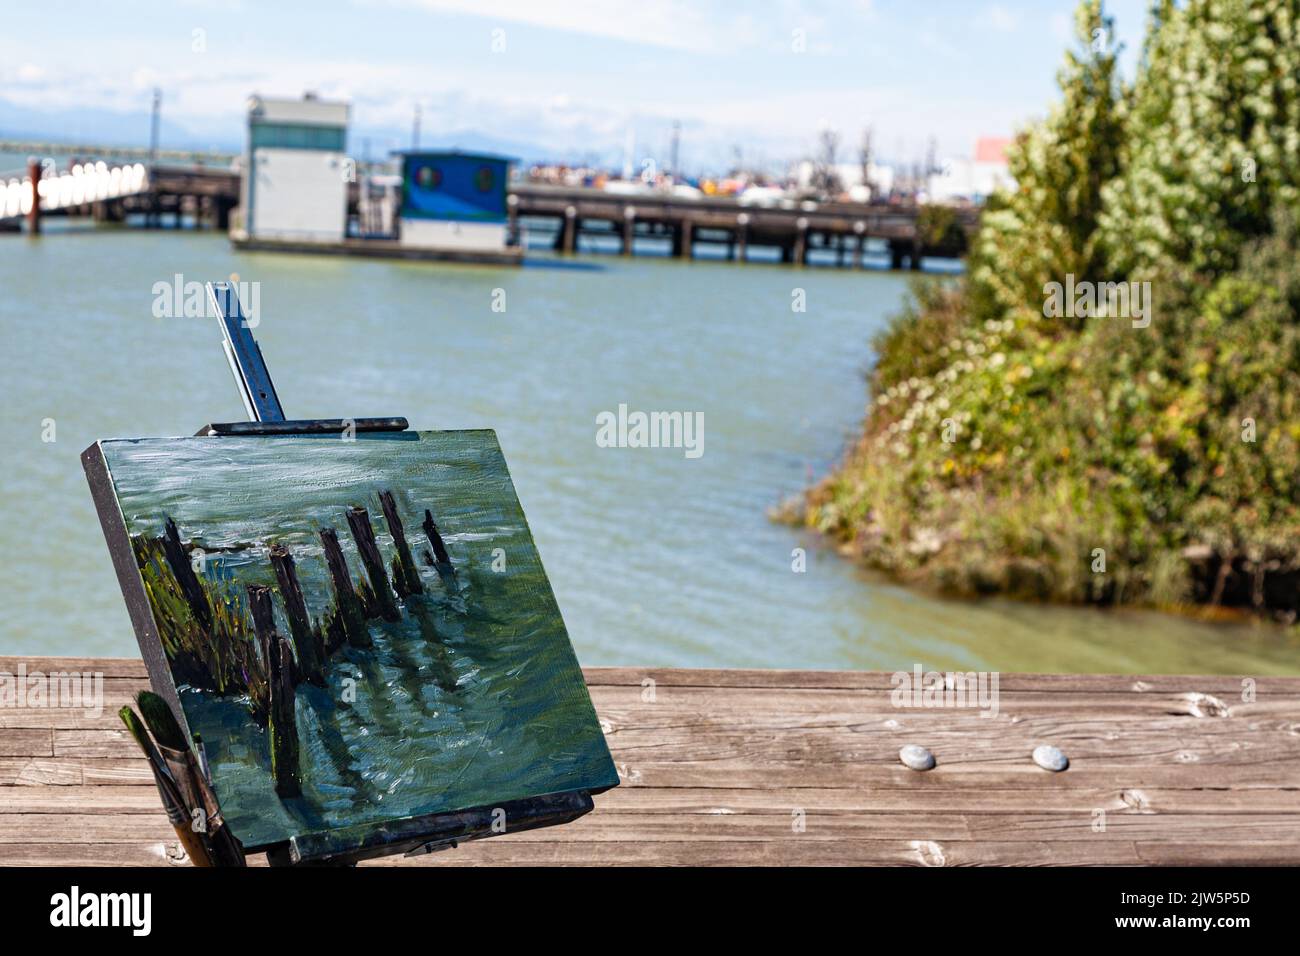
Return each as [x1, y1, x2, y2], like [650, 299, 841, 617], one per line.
[84, 430, 618, 853]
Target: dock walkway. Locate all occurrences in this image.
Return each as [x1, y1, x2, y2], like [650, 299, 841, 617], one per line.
[3, 159, 974, 267]
[1, 657, 1297, 865]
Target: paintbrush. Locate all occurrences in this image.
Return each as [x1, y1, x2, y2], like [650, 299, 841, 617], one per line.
[192, 732, 211, 783]
[119, 705, 214, 867]
[136, 692, 246, 867]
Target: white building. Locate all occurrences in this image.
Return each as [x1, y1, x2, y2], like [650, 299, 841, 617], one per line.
[242, 94, 350, 242]
[927, 137, 1014, 204]
[793, 160, 894, 201]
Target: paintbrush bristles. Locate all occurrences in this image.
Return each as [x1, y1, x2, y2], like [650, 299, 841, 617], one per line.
[136, 691, 188, 751]
[118, 705, 185, 812]
[118, 702, 159, 764]
[118, 705, 151, 749]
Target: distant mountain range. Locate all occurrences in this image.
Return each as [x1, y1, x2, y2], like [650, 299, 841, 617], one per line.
[0, 100, 219, 152]
[0, 98, 610, 167]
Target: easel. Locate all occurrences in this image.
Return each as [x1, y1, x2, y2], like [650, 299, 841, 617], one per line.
[198, 281, 596, 866]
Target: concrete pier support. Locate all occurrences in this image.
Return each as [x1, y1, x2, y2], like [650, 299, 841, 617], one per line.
[506, 193, 519, 246]
[672, 219, 693, 259]
[25, 159, 41, 235]
[92, 200, 126, 223]
[622, 206, 635, 256]
[889, 240, 906, 270]
[553, 205, 578, 254]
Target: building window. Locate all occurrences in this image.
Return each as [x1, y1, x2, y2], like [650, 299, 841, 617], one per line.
[250, 123, 347, 152]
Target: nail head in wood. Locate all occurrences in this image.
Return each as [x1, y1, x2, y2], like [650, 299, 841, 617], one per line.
[1032, 745, 1068, 772]
[899, 744, 935, 771]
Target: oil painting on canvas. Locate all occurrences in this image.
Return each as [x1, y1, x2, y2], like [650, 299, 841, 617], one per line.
[85, 430, 618, 852]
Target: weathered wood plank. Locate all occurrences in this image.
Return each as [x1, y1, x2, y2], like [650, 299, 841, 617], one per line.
[377, 839, 1300, 867]
[582, 667, 1298, 696]
[51, 729, 137, 758]
[597, 786, 1300, 814]
[40, 722, 1300, 768]
[605, 760, 1300, 791]
[0, 843, 182, 866]
[4, 658, 1296, 696]
[3, 783, 1296, 814]
[3, 835, 1297, 867]
[0, 656, 146, 678]
[0, 730, 52, 758]
[4, 686, 1296, 728]
[1, 657, 1297, 866]
[5, 754, 1296, 794]
[0, 757, 152, 786]
[590, 686, 1299, 719]
[5, 808, 1294, 846]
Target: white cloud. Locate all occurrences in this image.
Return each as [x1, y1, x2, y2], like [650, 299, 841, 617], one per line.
[387, 0, 733, 53]
[986, 4, 1018, 33]
[0, 0, 1038, 169]
[1049, 11, 1072, 43]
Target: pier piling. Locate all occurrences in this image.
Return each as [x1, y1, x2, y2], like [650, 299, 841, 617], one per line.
[320, 528, 371, 649]
[247, 585, 301, 799]
[269, 545, 326, 686]
[622, 207, 635, 256]
[25, 159, 41, 235]
[346, 506, 401, 622]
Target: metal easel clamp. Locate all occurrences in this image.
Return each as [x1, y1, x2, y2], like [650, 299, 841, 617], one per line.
[199, 280, 408, 437]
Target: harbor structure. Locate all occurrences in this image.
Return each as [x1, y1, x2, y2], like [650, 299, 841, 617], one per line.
[241, 94, 350, 243]
[927, 136, 1013, 204]
[396, 151, 512, 253]
[3, 139, 976, 269]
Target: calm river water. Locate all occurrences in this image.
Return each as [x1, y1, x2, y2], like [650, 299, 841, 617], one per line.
[1, 222, 1296, 673]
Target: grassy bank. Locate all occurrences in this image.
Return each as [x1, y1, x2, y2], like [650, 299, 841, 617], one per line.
[788, 0, 1300, 621]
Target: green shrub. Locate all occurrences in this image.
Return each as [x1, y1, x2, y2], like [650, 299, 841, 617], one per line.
[797, 1, 1300, 617]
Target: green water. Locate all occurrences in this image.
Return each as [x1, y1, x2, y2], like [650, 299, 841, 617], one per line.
[1, 223, 1296, 674]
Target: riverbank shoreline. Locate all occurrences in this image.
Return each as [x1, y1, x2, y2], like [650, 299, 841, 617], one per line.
[775, 492, 1298, 632]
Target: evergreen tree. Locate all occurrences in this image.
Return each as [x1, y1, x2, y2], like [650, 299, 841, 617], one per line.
[1100, 0, 1300, 279]
[798, 0, 1300, 614]
[970, 0, 1126, 328]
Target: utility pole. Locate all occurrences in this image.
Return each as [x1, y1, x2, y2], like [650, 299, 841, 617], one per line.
[859, 127, 873, 186]
[412, 104, 421, 150]
[669, 120, 681, 182]
[149, 88, 162, 163]
[622, 127, 635, 181]
[148, 88, 162, 228]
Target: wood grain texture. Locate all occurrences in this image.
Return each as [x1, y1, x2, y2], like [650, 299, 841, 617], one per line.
[1, 656, 1297, 866]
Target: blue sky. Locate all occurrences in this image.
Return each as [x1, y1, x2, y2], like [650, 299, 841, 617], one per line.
[1, 0, 1151, 171]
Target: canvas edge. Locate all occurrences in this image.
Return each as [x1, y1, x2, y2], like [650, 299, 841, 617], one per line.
[79, 441, 192, 740]
[287, 790, 596, 864]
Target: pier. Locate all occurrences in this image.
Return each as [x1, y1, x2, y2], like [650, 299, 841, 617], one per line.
[1, 161, 239, 232]
[2, 656, 1296, 866]
[3, 157, 976, 268]
[510, 184, 976, 268]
